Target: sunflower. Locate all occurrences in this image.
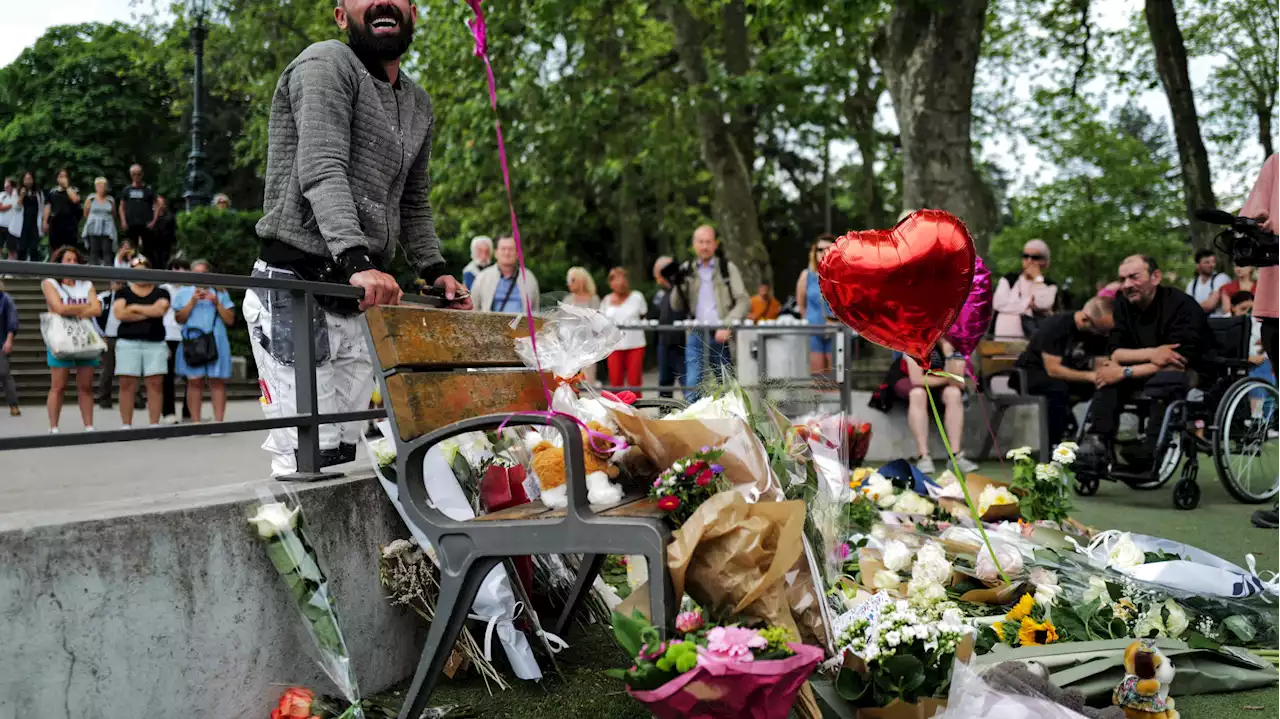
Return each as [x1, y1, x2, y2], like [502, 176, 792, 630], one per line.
[991, 622, 1005, 641]
[1017, 618, 1059, 646]
[1006, 594, 1035, 622]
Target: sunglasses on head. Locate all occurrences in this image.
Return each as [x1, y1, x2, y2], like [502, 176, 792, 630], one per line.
[1022, 253, 1044, 261]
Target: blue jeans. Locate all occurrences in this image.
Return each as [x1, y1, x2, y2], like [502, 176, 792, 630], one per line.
[657, 341, 687, 399]
[684, 331, 731, 401]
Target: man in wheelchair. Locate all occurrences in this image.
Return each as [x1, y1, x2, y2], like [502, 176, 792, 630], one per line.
[1078, 255, 1213, 475]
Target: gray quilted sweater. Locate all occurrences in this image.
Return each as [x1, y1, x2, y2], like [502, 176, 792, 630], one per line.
[256, 40, 444, 275]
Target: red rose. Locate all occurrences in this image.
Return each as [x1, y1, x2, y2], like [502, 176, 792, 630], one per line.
[860, 423, 872, 434]
[271, 687, 317, 719]
[686, 461, 707, 476]
[695, 470, 713, 486]
[657, 495, 681, 512]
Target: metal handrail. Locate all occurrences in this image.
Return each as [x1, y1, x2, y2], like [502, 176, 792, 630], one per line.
[0, 259, 406, 480]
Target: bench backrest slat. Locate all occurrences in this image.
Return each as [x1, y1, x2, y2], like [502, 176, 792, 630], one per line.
[384, 370, 550, 440]
[368, 305, 543, 370]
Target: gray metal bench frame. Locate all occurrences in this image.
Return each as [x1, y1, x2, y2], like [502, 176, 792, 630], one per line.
[977, 367, 1052, 463]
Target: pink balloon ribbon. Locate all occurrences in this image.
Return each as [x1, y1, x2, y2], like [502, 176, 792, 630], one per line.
[464, 1, 625, 456]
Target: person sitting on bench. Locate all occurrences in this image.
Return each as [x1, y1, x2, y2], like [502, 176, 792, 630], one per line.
[1078, 255, 1212, 472]
[1013, 295, 1115, 444]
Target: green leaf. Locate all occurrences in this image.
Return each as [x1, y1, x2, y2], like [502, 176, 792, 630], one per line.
[1053, 604, 1089, 642]
[610, 610, 649, 658]
[1183, 630, 1223, 651]
[1224, 615, 1257, 643]
[834, 667, 871, 703]
[880, 654, 924, 681]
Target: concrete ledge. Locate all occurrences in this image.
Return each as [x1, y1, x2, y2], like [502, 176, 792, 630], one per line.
[0, 473, 422, 718]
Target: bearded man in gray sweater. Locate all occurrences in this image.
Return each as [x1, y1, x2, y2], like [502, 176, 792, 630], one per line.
[245, 0, 471, 477]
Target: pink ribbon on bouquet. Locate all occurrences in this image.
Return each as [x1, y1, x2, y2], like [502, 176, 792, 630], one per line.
[464, 1, 625, 455]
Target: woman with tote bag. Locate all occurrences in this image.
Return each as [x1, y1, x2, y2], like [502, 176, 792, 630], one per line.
[41, 246, 103, 432]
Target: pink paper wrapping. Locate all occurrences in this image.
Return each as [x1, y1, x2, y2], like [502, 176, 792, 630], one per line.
[626, 643, 823, 719]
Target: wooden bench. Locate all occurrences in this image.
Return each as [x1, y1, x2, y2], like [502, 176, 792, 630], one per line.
[364, 305, 675, 719]
[975, 339, 1051, 462]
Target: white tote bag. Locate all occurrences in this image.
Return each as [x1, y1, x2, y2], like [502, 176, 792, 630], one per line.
[40, 312, 107, 360]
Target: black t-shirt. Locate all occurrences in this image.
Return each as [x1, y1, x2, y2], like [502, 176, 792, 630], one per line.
[1017, 312, 1108, 373]
[121, 185, 156, 227]
[115, 285, 170, 342]
[1108, 286, 1212, 366]
[46, 187, 79, 221]
[21, 193, 39, 225]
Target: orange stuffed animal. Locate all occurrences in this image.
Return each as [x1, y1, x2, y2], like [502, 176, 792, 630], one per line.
[529, 421, 623, 508]
[1113, 639, 1178, 719]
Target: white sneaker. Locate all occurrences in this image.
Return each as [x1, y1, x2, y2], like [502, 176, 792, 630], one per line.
[954, 452, 980, 474]
[49, 427, 60, 435]
[161, 414, 179, 425]
[120, 424, 132, 430]
[915, 456, 936, 475]
[84, 426, 95, 432]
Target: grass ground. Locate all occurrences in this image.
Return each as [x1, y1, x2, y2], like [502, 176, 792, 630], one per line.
[430, 460, 1278, 718]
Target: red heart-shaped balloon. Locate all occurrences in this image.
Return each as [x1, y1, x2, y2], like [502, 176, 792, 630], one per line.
[818, 209, 976, 364]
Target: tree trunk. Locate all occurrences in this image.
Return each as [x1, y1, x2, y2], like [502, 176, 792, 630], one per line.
[1258, 100, 1275, 160]
[618, 165, 647, 281]
[1144, 0, 1217, 250]
[875, 0, 996, 255]
[667, 0, 770, 287]
[844, 66, 886, 229]
[722, 0, 756, 175]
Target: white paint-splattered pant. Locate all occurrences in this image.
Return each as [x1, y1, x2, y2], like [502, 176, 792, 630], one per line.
[243, 261, 375, 477]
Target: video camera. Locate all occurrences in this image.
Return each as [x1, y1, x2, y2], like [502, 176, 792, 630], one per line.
[1196, 208, 1278, 268]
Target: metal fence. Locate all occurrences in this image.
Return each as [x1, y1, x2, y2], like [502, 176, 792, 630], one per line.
[0, 259, 417, 480]
[0, 258, 864, 476]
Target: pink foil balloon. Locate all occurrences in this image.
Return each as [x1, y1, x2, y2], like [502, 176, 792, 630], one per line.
[945, 255, 993, 358]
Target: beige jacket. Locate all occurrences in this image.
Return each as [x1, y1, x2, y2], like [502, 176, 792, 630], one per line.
[471, 264, 540, 313]
[670, 258, 749, 322]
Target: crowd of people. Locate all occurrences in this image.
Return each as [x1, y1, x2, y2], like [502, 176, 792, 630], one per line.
[1, 165, 179, 268]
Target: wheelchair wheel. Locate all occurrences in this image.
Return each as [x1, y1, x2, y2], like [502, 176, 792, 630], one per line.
[1074, 476, 1100, 496]
[1213, 378, 1279, 504]
[1173, 476, 1201, 510]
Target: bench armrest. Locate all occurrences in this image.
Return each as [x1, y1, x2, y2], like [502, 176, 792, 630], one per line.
[396, 412, 594, 537]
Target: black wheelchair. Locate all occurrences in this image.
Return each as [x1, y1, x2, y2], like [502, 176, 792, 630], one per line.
[1072, 315, 1279, 510]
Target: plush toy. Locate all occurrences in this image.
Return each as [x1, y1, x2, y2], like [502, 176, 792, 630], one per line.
[982, 661, 1125, 719]
[529, 421, 624, 509]
[1113, 639, 1179, 719]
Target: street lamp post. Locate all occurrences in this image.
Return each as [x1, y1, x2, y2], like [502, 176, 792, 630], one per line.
[183, 0, 213, 210]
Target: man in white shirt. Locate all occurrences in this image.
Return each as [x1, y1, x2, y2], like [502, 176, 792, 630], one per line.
[1185, 249, 1230, 317]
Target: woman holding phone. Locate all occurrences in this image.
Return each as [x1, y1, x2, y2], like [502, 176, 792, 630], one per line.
[174, 259, 235, 423]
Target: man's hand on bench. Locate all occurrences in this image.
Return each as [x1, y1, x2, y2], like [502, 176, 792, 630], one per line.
[351, 269, 404, 310]
[429, 275, 473, 311]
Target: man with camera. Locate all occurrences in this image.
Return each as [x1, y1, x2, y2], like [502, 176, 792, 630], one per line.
[663, 225, 748, 400]
[1241, 154, 1278, 528]
[1077, 255, 1211, 473]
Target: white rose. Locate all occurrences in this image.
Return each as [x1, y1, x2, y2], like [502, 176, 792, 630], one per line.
[1029, 567, 1059, 589]
[1083, 576, 1110, 604]
[870, 523, 889, 541]
[912, 543, 953, 584]
[908, 576, 947, 604]
[248, 502, 299, 539]
[1107, 534, 1146, 571]
[1163, 600, 1189, 639]
[871, 569, 901, 591]
[1034, 583, 1061, 607]
[1133, 606, 1167, 638]
[1034, 463, 1060, 483]
[974, 544, 1023, 582]
[882, 540, 913, 573]
[892, 491, 935, 515]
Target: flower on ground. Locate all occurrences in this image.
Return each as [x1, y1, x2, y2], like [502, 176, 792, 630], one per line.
[975, 543, 1023, 582]
[368, 437, 397, 468]
[1163, 600, 1189, 639]
[978, 485, 1018, 516]
[912, 543, 953, 584]
[1133, 606, 1167, 639]
[675, 611, 704, 634]
[1017, 618, 1059, 646]
[657, 495, 681, 512]
[248, 502, 300, 539]
[1083, 576, 1110, 604]
[1034, 463, 1061, 483]
[1113, 598, 1137, 622]
[871, 569, 901, 591]
[890, 490, 935, 515]
[1006, 594, 1036, 622]
[991, 621, 1005, 641]
[1105, 534, 1146, 571]
[695, 471, 713, 487]
[835, 543, 852, 561]
[271, 687, 318, 719]
[882, 539, 913, 573]
[638, 641, 668, 661]
[1034, 583, 1061, 607]
[702, 626, 767, 663]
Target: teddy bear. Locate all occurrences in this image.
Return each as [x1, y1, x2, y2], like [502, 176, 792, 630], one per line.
[1113, 639, 1178, 719]
[982, 661, 1125, 719]
[529, 421, 624, 509]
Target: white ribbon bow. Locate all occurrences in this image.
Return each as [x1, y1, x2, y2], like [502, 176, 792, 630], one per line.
[469, 601, 569, 661]
[1245, 554, 1280, 601]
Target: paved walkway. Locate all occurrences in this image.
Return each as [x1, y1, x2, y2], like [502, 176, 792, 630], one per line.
[0, 400, 371, 528]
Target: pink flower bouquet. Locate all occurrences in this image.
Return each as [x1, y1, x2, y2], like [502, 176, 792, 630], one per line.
[627, 642, 823, 719]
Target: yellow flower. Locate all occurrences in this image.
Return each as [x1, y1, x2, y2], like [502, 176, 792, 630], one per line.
[1006, 594, 1035, 622]
[1017, 618, 1059, 646]
[991, 622, 1005, 641]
